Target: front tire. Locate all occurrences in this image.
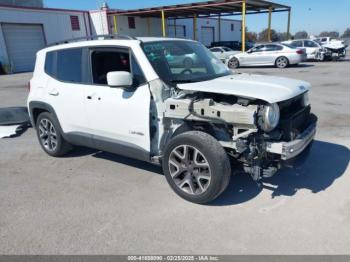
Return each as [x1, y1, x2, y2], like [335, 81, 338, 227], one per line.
[162, 131, 231, 204]
[275, 56, 289, 68]
[36, 112, 72, 157]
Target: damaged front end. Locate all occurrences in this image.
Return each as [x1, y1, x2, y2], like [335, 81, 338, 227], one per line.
[160, 88, 317, 181]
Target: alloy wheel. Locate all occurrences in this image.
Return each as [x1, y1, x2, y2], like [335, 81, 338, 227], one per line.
[228, 58, 239, 69]
[276, 57, 288, 68]
[38, 118, 58, 152]
[168, 145, 211, 195]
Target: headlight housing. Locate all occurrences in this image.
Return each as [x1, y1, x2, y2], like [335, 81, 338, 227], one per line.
[258, 103, 280, 132]
[302, 92, 310, 107]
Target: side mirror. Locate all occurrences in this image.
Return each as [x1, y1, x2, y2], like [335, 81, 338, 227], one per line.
[107, 71, 133, 88]
[247, 49, 253, 54]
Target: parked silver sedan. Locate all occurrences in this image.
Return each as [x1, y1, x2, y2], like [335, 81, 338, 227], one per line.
[227, 43, 306, 69]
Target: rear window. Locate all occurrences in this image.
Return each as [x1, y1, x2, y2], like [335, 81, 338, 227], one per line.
[282, 43, 296, 49]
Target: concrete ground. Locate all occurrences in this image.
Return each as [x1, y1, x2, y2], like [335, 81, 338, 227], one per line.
[0, 58, 349, 255]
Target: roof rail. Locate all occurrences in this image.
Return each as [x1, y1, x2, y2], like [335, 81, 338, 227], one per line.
[47, 34, 137, 47]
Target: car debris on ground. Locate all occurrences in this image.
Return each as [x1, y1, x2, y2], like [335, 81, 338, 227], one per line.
[0, 107, 31, 138]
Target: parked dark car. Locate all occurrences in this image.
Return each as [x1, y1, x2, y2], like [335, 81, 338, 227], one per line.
[210, 41, 255, 51]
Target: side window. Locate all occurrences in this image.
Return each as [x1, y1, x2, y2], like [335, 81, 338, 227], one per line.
[90, 49, 145, 87]
[211, 48, 220, 52]
[305, 40, 318, 48]
[44, 51, 55, 77]
[291, 41, 303, 47]
[56, 48, 82, 83]
[251, 45, 264, 52]
[265, 44, 282, 51]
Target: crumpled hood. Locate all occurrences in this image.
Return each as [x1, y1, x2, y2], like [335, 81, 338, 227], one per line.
[177, 73, 311, 103]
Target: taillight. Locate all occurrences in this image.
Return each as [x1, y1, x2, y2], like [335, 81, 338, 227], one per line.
[27, 82, 31, 92]
[296, 49, 304, 55]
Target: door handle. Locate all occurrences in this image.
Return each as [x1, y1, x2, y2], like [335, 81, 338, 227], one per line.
[48, 89, 59, 96]
[87, 94, 101, 100]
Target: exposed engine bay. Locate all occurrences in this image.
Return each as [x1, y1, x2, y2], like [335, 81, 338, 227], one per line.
[149, 79, 316, 182]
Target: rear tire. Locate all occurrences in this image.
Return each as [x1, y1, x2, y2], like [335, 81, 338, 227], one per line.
[228, 57, 240, 69]
[162, 131, 231, 204]
[35, 112, 72, 157]
[275, 56, 289, 68]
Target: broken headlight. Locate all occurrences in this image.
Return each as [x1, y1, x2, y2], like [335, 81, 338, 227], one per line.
[258, 103, 280, 132]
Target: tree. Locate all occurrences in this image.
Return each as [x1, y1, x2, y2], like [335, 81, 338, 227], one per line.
[278, 32, 292, 41]
[258, 28, 279, 42]
[342, 28, 350, 38]
[319, 31, 340, 38]
[246, 31, 258, 42]
[294, 31, 308, 39]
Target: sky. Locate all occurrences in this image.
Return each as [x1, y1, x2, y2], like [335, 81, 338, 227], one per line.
[44, 0, 350, 35]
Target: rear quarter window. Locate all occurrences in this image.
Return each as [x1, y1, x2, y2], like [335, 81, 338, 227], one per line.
[44, 51, 55, 77]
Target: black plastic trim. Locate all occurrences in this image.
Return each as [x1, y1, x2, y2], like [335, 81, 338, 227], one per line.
[65, 132, 150, 162]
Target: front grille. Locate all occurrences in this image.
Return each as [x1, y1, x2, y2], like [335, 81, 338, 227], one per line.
[278, 94, 304, 118]
[277, 94, 310, 141]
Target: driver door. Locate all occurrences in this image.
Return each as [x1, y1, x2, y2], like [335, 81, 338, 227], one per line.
[84, 47, 151, 160]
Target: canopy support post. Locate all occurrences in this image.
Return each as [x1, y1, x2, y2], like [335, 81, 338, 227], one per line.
[193, 14, 197, 40]
[287, 8, 291, 38]
[268, 6, 272, 42]
[242, 0, 246, 52]
[161, 10, 166, 37]
[113, 15, 118, 34]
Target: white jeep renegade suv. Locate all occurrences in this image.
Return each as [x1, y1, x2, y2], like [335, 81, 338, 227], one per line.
[28, 35, 317, 204]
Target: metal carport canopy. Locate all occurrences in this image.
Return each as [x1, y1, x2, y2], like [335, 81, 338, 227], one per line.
[108, 0, 291, 51]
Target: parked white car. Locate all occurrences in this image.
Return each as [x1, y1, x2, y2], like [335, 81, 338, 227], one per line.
[227, 43, 306, 69]
[28, 36, 317, 204]
[209, 46, 240, 62]
[313, 37, 347, 59]
[283, 39, 331, 61]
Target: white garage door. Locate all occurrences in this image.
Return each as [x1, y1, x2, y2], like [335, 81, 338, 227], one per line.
[2, 23, 46, 73]
[168, 25, 186, 38]
[201, 26, 214, 47]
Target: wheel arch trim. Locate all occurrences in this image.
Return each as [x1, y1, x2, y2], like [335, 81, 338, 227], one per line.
[28, 101, 66, 139]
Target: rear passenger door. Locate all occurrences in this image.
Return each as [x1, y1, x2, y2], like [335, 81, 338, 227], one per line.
[44, 48, 91, 140]
[304, 40, 319, 57]
[84, 47, 151, 159]
[263, 44, 283, 64]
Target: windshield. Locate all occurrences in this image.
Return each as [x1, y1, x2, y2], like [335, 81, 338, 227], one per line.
[142, 41, 232, 84]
